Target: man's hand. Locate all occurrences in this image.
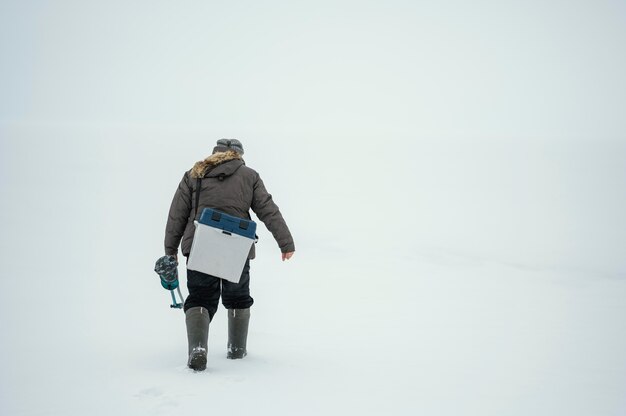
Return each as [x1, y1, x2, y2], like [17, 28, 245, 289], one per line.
[282, 251, 295, 261]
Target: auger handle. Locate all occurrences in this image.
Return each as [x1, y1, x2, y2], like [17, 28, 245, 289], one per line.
[170, 290, 184, 309]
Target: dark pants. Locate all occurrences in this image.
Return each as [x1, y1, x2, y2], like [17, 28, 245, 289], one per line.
[184, 260, 254, 321]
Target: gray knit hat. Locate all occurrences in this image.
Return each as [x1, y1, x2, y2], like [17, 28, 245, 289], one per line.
[213, 138, 244, 155]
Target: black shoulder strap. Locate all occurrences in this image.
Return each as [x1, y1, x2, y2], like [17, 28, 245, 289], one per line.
[195, 177, 201, 218]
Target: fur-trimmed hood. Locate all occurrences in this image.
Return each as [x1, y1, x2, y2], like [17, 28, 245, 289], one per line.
[190, 150, 243, 179]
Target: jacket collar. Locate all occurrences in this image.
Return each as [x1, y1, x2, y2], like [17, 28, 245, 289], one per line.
[190, 151, 243, 179]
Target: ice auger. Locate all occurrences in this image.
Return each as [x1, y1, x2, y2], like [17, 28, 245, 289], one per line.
[154, 255, 185, 309]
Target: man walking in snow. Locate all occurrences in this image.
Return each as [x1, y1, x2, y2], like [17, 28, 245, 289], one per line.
[164, 139, 295, 371]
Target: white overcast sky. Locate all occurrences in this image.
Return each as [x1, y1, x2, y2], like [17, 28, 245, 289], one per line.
[1, 0, 624, 138]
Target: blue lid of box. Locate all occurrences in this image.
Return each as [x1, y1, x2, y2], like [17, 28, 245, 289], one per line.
[198, 208, 257, 240]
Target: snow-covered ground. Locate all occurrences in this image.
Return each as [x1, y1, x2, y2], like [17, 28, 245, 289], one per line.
[1, 129, 625, 415]
[2, 1, 626, 415]
[5, 254, 626, 416]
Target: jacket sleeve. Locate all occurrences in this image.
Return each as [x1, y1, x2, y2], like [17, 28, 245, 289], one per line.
[164, 171, 193, 256]
[251, 173, 295, 253]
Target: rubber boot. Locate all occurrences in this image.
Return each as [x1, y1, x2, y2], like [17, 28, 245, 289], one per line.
[227, 308, 250, 359]
[186, 306, 210, 371]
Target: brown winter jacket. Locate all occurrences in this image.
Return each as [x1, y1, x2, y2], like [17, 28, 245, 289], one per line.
[164, 151, 295, 259]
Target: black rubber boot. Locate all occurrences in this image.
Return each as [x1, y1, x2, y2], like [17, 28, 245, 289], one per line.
[227, 308, 250, 359]
[186, 306, 210, 371]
